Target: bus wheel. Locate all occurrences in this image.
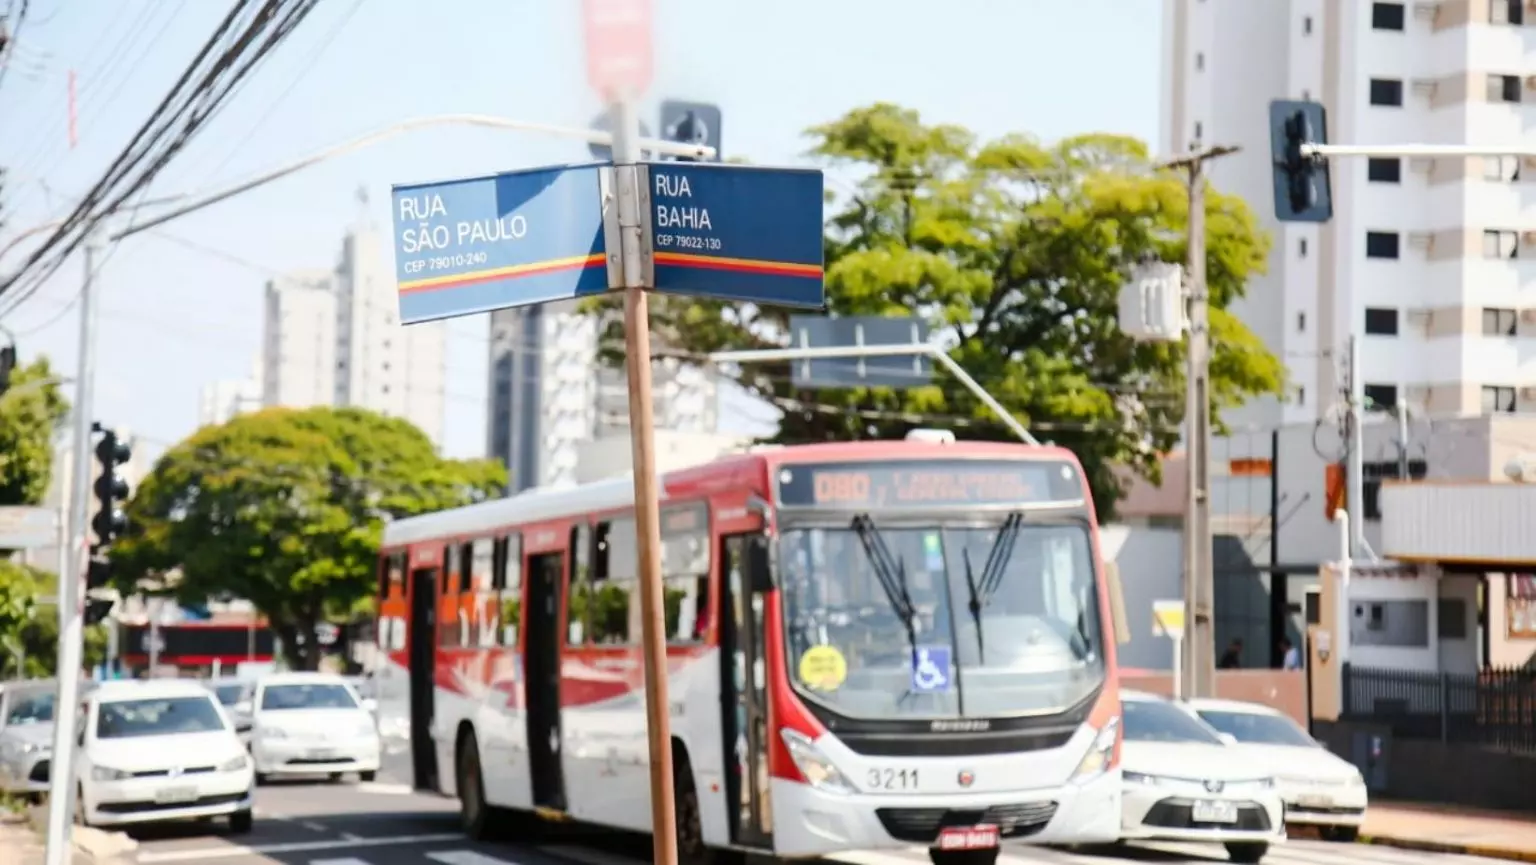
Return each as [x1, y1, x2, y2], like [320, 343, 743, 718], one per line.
[457, 729, 495, 841]
[674, 754, 719, 865]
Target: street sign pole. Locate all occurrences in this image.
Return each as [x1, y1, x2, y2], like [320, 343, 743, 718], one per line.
[44, 232, 101, 865]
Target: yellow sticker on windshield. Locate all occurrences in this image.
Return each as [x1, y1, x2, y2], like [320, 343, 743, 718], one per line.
[798, 645, 848, 692]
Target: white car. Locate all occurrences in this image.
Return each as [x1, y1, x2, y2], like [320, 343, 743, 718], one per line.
[1119, 691, 1285, 863]
[1184, 698, 1367, 841]
[75, 680, 254, 832]
[249, 672, 381, 783]
[0, 681, 62, 797]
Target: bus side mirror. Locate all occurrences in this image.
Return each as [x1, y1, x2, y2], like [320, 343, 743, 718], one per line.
[746, 535, 773, 593]
[1105, 561, 1131, 646]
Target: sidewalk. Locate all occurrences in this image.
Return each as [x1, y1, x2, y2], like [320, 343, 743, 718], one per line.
[1359, 802, 1536, 862]
[0, 808, 138, 865]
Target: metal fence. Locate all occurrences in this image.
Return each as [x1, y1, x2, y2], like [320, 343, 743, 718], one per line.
[1342, 664, 1536, 752]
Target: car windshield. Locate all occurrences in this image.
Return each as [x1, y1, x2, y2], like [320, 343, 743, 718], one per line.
[212, 684, 247, 706]
[260, 683, 357, 711]
[1197, 708, 1317, 747]
[779, 521, 1104, 719]
[96, 696, 227, 739]
[1123, 699, 1225, 744]
[5, 692, 54, 725]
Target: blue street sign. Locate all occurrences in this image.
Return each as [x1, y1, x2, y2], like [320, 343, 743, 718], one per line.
[391, 164, 612, 324]
[646, 162, 824, 309]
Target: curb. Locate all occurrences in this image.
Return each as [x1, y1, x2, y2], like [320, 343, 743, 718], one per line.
[24, 804, 139, 863]
[1359, 833, 1536, 863]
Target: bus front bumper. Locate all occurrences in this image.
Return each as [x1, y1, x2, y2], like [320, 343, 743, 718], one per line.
[769, 770, 1120, 858]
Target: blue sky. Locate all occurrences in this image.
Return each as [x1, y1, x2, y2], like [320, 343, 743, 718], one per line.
[0, 0, 1161, 462]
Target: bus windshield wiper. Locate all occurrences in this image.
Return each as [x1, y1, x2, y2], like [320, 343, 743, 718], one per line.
[959, 513, 1024, 665]
[850, 514, 920, 679]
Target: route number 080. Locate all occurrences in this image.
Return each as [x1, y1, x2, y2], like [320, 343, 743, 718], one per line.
[867, 767, 918, 791]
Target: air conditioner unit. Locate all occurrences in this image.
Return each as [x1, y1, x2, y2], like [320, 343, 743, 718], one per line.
[1413, 1, 1440, 20]
[1410, 78, 1439, 98]
[1407, 157, 1435, 174]
[1407, 232, 1434, 251]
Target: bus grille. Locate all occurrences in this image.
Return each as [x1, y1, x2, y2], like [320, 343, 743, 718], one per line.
[875, 801, 1059, 843]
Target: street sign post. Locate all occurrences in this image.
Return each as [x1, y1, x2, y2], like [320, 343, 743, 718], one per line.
[1152, 599, 1187, 700]
[788, 315, 930, 388]
[587, 108, 652, 162]
[0, 506, 56, 549]
[646, 162, 824, 307]
[391, 165, 614, 324]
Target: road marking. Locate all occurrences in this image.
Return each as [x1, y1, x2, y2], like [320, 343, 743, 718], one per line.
[136, 832, 463, 863]
[340, 832, 363, 841]
[356, 781, 415, 795]
[310, 859, 374, 865]
[428, 852, 522, 865]
[537, 845, 648, 865]
[301, 820, 329, 832]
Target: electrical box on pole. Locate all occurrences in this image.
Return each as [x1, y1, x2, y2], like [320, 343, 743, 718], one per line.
[1269, 99, 1334, 223]
[1118, 261, 1186, 342]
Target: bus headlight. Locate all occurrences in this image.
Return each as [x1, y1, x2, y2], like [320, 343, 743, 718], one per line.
[780, 729, 855, 796]
[1070, 717, 1119, 783]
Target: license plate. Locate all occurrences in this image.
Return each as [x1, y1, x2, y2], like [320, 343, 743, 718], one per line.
[1297, 794, 1333, 808]
[153, 786, 198, 805]
[937, 825, 1000, 851]
[1192, 800, 1239, 823]
[305, 748, 338, 760]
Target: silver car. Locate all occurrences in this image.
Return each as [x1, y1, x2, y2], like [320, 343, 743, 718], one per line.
[206, 677, 256, 745]
[0, 680, 69, 797]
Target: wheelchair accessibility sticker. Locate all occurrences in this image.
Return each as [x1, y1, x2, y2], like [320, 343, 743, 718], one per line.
[910, 644, 953, 693]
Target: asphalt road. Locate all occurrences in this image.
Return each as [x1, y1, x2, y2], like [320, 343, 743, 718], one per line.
[117, 750, 1520, 865]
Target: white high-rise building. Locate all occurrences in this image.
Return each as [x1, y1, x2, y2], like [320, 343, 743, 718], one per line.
[258, 208, 448, 449]
[262, 269, 338, 410]
[198, 357, 263, 427]
[1161, 0, 1536, 426]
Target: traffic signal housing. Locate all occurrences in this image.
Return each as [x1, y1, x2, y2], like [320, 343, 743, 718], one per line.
[660, 100, 721, 163]
[84, 558, 115, 626]
[92, 428, 131, 547]
[1270, 99, 1333, 223]
[0, 345, 15, 396]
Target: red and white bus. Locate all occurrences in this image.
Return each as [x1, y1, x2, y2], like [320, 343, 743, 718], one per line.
[374, 435, 1129, 862]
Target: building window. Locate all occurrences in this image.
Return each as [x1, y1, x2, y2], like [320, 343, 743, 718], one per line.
[1194, 120, 1203, 141]
[1483, 385, 1517, 414]
[1363, 383, 1398, 412]
[1298, 237, 1308, 257]
[1438, 598, 1468, 640]
[1295, 385, 1306, 406]
[1365, 231, 1401, 259]
[1369, 78, 1404, 106]
[1351, 599, 1428, 647]
[1372, 2, 1407, 30]
[1488, 74, 1523, 103]
[1364, 307, 1399, 335]
[1484, 229, 1520, 259]
[1483, 307, 1517, 336]
[1367, 157, 1402, 183]
[1195, 52, 1205, 71]
[1303, 15, 1313, 34]
[1484, 156, 1521, 182]
[1297, 311, 1307, 333]
[1492, 0, 1525, 25]
[1507, 575, 1536, 639]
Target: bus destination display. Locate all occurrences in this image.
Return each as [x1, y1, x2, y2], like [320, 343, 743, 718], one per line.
[776, 459, 1081, 509]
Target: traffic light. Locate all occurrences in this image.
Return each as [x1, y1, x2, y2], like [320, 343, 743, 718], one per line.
[84, 558, 115, 626]
[92, 427, 131, 547]
[1269, 99, 1333, 223]
[0, 345, 14, 396]
[660, 100, 721, 163]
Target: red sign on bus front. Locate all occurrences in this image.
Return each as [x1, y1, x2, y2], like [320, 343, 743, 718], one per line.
[582, 0, 653, 99]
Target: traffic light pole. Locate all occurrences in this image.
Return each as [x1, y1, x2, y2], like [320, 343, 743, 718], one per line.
[43, 232, 102, 865]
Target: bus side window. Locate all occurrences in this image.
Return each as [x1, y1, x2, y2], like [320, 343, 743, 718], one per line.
[471, 537, 495, 648]
[439, 545, 460, 648]
[458, 542, 475, 648]
[494, 535, 523, 648]
[569, 523, 592, 646]
[592, 516, 638, 645]
[661, 503, 710, 644]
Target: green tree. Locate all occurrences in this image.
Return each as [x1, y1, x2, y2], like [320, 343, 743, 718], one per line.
[112, 406, 506, 670]
[590, 103, 1283, 514]
[0, 561, 107, 678]
[0, 354, 70, 508]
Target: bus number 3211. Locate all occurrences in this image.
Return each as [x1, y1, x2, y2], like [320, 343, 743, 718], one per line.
[868, 767, 919, 791]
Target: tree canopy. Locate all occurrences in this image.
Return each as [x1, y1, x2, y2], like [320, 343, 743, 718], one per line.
[0, 561, 107, 678]
[0, 354, 70, 508]
[113, 406, 506, 669]
[592, 103, 1283, 514]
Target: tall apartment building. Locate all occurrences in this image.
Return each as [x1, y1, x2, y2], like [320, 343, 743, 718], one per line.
[487, 303, 718, 493]
[1161, 0, 1536, 427]
[198, 358, 263, 427]
[258, 217, 448, 448]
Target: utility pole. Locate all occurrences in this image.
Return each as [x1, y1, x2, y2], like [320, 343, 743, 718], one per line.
[1163, 144, 1239, 700]
[43, 233, 101, 865]
[1396, 403, 1411, 480]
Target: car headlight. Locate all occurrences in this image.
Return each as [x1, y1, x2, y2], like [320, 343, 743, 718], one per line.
[219, 754, 249, 772]
[779, 729, 855, 795]
[1123, 771, 1161, 786]
[1346, 770, 1365, 787]
[1071, 717, 1119, 783]
[91, 766, 131, 782]
[258, 727, 287, 740]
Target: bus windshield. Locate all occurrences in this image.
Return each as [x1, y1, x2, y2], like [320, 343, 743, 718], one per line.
[779, 520, 1104, 719]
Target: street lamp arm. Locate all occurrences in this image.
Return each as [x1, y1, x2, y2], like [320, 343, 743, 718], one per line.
[116, 113, 719, 241]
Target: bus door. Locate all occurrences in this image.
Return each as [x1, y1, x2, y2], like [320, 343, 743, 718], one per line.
[408, 563, 439, 791]
[525, 550, 567, 811]
[720, 533, 773, 847]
